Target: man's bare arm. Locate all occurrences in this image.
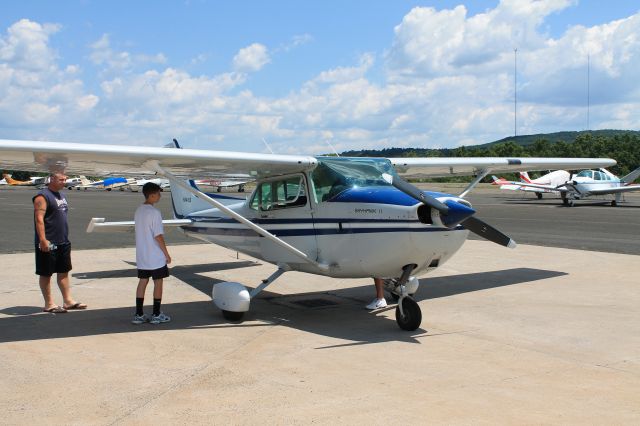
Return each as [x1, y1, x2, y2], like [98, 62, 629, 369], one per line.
[33, 195, 50, 252]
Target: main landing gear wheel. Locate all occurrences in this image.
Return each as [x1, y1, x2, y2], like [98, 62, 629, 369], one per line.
[222, 310, 244, 321]
[536, 192, 543, 200]
[395, 297, 422, 331]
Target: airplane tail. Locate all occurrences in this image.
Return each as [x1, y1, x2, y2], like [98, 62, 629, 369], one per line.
[621, 166, 640, 184]
[519, 171, 532, 183]
[491, 175, 508, 185]
[3, 173, 22, 185]
[166, 139, 246, 219]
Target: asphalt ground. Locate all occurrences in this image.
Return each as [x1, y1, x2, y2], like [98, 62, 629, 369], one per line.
[1, 184, 639, 255]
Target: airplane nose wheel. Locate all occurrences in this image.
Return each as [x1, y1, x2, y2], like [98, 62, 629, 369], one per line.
[395, 297, 422, 331]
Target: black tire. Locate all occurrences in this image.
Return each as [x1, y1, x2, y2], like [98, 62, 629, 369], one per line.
[222, 310, 244, 322]
[395, 298, 422, 331]
[611, 200, 617, 207]
[562, 198, 569, 206]
[536, 192, 543, 200]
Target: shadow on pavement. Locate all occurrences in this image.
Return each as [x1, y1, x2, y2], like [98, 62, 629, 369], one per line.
[0, 267, 566, 345]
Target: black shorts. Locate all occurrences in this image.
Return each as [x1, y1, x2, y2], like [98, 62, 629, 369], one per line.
[35, 243, 72, 277]
[137, 265, 169, 280]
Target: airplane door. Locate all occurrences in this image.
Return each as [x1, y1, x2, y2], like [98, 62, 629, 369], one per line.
[253, 175, 318, 264]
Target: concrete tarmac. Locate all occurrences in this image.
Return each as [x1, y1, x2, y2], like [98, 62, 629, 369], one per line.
[0, 242, 638, 424]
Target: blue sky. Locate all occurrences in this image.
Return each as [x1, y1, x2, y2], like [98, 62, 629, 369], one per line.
[1, 1, 639, 153]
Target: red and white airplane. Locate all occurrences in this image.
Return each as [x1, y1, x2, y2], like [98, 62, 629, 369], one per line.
[492, 170, 570, 199]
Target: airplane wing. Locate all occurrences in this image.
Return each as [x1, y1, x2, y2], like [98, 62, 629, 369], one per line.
[582, 184, 640, 196]
[389, 157, 617, 178]
[0, 139, 616, 182]
[0, 140, 317, 178]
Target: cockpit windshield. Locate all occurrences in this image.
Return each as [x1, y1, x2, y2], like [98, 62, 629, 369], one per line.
[311, 157, 396, 202]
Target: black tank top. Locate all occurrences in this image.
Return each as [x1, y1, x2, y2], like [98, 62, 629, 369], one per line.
[33, 188, 69, 245]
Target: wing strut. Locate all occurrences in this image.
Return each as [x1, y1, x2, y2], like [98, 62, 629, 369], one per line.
[149, 162, 329, 272]
[459, 169, 489, 198]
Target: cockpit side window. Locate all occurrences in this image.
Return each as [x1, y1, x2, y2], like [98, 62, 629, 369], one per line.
[250, 176, 307, 211]
[311, 163, 348, 202]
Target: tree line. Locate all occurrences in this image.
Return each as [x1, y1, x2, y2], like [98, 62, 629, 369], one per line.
[342, 132, 640, 179]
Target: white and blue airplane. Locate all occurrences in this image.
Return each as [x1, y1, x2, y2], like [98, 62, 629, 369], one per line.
[0, 138, 616, 330]
[499, 167, 640, 206]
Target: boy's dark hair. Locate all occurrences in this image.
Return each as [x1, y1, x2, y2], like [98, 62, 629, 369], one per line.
[142, 182, 162, 198]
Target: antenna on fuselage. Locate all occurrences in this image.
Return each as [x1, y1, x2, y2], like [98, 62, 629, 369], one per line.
[262, 138, 275, 154]
[326, 140, 340, 157]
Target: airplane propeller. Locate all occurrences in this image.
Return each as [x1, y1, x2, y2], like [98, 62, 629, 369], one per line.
[383, 173, 516, 248]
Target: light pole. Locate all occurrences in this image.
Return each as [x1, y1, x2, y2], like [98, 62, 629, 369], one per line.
[514, 48, 517, 137]
[587, 53, 590, 131]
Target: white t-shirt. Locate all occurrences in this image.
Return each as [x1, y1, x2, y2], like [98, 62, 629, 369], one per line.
[134, 203, 166, 270]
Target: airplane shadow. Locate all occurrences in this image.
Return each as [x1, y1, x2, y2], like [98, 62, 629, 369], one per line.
[0, 264, 566, 346]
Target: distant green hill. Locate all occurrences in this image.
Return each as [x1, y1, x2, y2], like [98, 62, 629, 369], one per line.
[339, 130, 640, 178]
[477, 129, 640, 148]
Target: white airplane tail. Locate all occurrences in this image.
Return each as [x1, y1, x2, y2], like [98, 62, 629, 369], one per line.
[621, 166, 640, 184]
[166, 139, 247, 218]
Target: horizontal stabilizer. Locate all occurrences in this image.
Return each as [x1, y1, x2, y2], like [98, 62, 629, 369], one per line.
[86, 217, 193, 233]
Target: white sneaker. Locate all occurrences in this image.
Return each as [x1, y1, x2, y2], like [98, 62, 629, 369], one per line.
[150, 312, 171, 324]
[365, 298, 387, 310]
[132, 314, 149, 325]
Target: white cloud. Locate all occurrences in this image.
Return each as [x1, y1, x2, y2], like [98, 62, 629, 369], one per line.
[0, 19, 98, 136]
[232, 43, 270, 72]
[90, 34, 166, 72]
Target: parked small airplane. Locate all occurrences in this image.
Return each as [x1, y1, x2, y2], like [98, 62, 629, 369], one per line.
[2, 173, 46, 186]
[492, 170, 570, 199]
[0, 138, 616, 330]
[128, 177, 171, 192]
[501, 167, 640, 206]
[194, 177, 250, 192]
[75, 175, 134, 191]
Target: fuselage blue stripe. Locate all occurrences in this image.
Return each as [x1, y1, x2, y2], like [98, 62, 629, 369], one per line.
[182, 225, 462, 237]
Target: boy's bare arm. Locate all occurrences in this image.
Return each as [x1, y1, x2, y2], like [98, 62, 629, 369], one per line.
[154, 234, 172, 264]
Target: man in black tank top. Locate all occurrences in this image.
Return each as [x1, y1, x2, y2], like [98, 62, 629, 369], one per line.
[33, 172, 87, 313]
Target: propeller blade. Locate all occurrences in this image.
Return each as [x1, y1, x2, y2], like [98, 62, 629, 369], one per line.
[462, 216, 517, 248]
[384, 173, 449, 214]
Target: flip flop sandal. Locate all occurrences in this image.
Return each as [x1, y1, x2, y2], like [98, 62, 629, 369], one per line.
[64, 302, 87, 310]
[43, 306, 67, 313]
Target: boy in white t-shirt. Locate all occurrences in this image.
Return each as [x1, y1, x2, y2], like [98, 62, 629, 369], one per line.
[132, 182, 172, 325]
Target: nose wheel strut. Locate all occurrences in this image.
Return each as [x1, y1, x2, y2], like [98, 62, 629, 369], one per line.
[389, 264, 422, 331]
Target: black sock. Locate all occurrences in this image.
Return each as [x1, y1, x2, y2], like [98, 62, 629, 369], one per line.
[153, 298, 161, 316]
[136, 297, 144, 316]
